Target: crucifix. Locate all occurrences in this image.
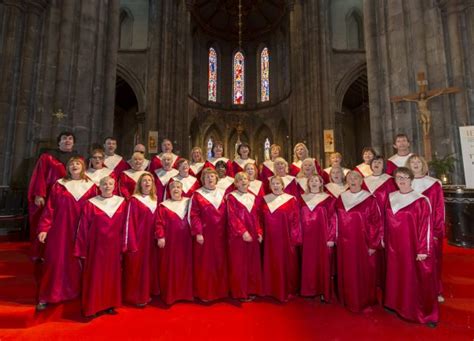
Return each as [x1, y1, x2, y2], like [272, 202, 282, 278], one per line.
[390, 72, 461, 161]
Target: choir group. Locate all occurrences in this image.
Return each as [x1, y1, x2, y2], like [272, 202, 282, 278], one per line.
[28, 132, 444, 327]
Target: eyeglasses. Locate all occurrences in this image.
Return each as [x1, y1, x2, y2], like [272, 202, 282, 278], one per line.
[395, 176, 411, 181]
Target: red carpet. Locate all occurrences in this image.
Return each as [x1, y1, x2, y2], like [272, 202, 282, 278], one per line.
[0, 240, 473, 340]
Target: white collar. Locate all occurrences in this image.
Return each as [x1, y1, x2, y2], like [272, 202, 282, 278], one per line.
[282, 175, 295, 189]
[216, 176, 234, 190]
[389, 190, 426, 214]
[356, 163, 372, 177]
[190, 162, 205, 175]
[364, 173, 392, 193]
[132, 194, 157, 213]
[158, 153, 178, 165]
[264, 193, 294, 213]
[104, 154, 123, 170]
[234, 157, 255, 169]
[160, 198, 190, 219]
[324, 166, 350, 176]
[124, 169, 147, 183]
[388, 153, 413, 166]
[340, 190, 372, 211]
[172, 175, 198, 193]
[89, 195, 125, 218]
[412, 176, 440, 194]
[196, 187, 226, 209]
[325, 183, 348, 198]
[262, 160, 275, 173]
[57, 178, 95, 201]
[292, 160, 303, 168]
[155, 168, 179, 185]
[128, 158, 150, 171]
[302, 192, 330, 211]
[86, 168, 113, 186]
[296, 177, 307, 190]
[248, 179, 263, 195]
[229, 191, 256, 213]
[208, 157, 229, 166]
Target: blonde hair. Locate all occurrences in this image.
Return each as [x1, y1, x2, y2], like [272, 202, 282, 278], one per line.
[406, 154, 429, 176]
[190, 147, 204, 163]
[99, 175, 115, 186]
[293, 142, 309, 162]
[63, 157, 88, 181]
[131, 151, 145, 161]
[297, 158, 316, 178]
[201, 167, 218, 184]
[307, 174, 324, 193]
[244, 162, 258, 180]
[169, 180, 183, 190]
[133, 172, 157, 201]
[273, 157, 289, 174]
[330, 166, 346, 184]
[270, 175, 285, 189]
[234, 171, 249, 185]
[329, 152, 342, 160]
[346, 170, 363, 182]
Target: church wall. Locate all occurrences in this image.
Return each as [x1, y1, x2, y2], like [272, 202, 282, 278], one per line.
[119, 0, 148, 50]
[330, 0, 364, 49]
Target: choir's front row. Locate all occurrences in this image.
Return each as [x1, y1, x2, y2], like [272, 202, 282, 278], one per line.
[34, 157, 439, 328]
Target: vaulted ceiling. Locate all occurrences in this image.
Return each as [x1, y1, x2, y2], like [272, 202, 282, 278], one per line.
[189, 0, 288, 41]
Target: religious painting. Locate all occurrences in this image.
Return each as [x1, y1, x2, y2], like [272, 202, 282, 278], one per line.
[261, 47, 270, 102]
[208, 47, 217, 102]
[324, 129, 334, 153]
[233, 51, 245, 104]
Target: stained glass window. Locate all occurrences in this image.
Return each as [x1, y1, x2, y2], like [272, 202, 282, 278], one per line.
[260, 47, 270, 102]
[233, 51, 245, 104]
[208, 48, 217, 102]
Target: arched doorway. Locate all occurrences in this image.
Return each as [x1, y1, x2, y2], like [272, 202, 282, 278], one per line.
[336, 72, 370, 167]
[114, 76, 139, 156]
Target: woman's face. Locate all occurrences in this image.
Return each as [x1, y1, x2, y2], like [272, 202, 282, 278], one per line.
[170, 183, 183, 200]
[213, 144, 224, 157]
[140, 175, 153, 195]
[179, 161, 190, 175]
[215, 164, 227, 178]
[161, 140, 173, 153]
[347, 174, 362, 192]
[162, 155, 173, 170]
[371, 159, 384, 175]
[395, 173, 412, 192]
[192, 149, 202, 163]
[330, 155, 342, 167]
[330, 168, 344, 184]
[239, 146, 250, 159]
[302, 160, 314, 176]
[91, 153, 104, 169]
[100, 178, 115, 197]
[131, 157, 144, 171]
[204, 173, 218, 189]
[295, 145, 306, 160]
[308, 176, 322, 192]
[363, 150, 375, 164]
[236, 175, 249, 192]
[69, 160, 83, 179]
[270, 146, 280, 159]
[274, 161, 286, 175]
[409, 158, 424, 176]
[245, 164, 256, 180]
[270, 178, 284, 194]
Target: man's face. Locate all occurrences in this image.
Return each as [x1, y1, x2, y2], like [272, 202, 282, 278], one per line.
[104, 139, 117, 154]
[58, 135, 74, 152]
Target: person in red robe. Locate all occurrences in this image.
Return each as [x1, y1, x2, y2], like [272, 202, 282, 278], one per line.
[74, 176, 127, 318]
[362, 155, 397, 289]
[167, 158, 200, 198]
[323, 152, 350, 178]
[258, 144, 281, 190]
[123, 172, 159, 307]
[300, 174, 337, 302]
[232, 143, 256, 176]
[407, 154, 445, 303]
[295, 158, 317, 195]
[386, 133, 413, 175]
[227, 172, 263, 301]
[289, 142, 327, 183]
[245, 163, 265, 197]
[324, 166, 348, 199]
[189, 147, 205, 183]
[153, 152, 179, 202]
[204, 140, 234, 177]
[272, 157, 300, 197]
[156, 181, 193, 305]
[384, 167, 438, 327]
[261, 176, 301, 302]
[85, 147, 116, 193]
[149, 138, 180, 173]
[127, 143, 150, 171]
[28, 131, 79, 242]
[103, 136, 130, 176]
[335, 171, 383, 313]
[354, 147, 376, 178]
[35, 157, 96, 311]
[119, 152, 147, 200]
[215, 160, 235, 195]
[189, 168, 228, 301]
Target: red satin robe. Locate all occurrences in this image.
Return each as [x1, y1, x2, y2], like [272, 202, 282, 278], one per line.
[167, 175, 200, 199]
[384, 191, 438, 324]
[336, 190, 383, 312]
[204, 157, 234, 177]
[85, 167, 117, 194]
[104, 154, 130, 176]
[36, 179, 96, 303]
[189, 162, 205, 184]
[226, 191, 263, 299]
[216, 176, 235, 195]
[259, 160, 275, 193]
[28, 152, 69, 240]
[248, 179, 265, 197]
[189, 188, 228, 301]
[354, 163, 372, 177]
[155, 199, 194, 305]
[299, 193, 337, 300]
[149, 153, 180, 174]
[412, 176, 445, 296]
[279, 175, 300, 198]
[231, 158, 256, 176]
[385, 153, 413, 175]
[261, 193, 301, 302]
[154, 168, 179, 202]
[118, 170, 146, 200]
[123, 195, 159, 305]
[74, 195, 127, 316]
[324, 183, 348, 199]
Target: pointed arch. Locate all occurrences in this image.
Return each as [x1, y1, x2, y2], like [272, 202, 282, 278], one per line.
[228, 128, 250, 159]
[254, 124, 274, 162]
[119, 7, 134, 49]
[345, 8, 364, 49]
[203, 124, 224, 157]
[233, 50, 245, 104]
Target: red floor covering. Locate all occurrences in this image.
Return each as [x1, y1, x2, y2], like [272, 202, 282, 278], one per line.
[0, 240, 473, 340]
